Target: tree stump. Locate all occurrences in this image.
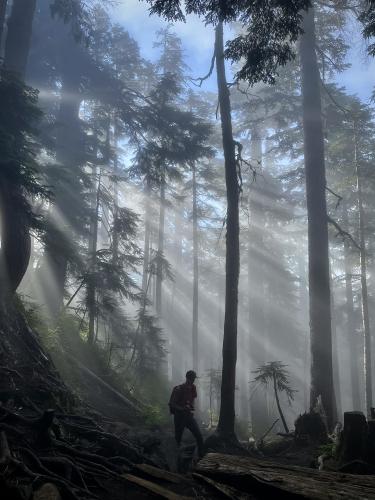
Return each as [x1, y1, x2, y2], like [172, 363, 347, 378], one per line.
[294, 412, 327, 444]
[366, 419, 375, 464]
[338, 412, 368, 467]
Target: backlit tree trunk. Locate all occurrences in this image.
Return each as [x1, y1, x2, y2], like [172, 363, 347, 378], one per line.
[192, 162, 199, 372]
[43, 66, 82, 317]
[215, 22, 240, 439]
[354, 124, 372, 417]
[0, 0, 37, 296]
[248, 126, 268, 436]
[342, 202, 361, 411]
[330, 277, 342, 419]
[299, 4, 336, 429]
[156, 168, 165, 317]
[142, 176, 152, 294]
[87, 168, 100, 346]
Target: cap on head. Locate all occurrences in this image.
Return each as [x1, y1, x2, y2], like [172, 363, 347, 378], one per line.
[186, 370, 197, 381]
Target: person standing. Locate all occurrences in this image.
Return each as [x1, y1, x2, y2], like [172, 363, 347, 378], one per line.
[169, 370, 204, 458]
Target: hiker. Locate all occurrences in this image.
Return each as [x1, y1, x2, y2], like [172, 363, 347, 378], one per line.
[169, 370, 204, 458]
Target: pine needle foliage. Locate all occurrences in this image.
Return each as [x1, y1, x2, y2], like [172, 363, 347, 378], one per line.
[253, 361, 296, 404]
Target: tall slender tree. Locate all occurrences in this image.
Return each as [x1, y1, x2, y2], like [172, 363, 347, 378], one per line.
[215, 22, 240, 439]
[145, 0, 311, 441]
[342, 202, 361, 410]
[299, 4, 336, 428]
[353, 117, 373, 416]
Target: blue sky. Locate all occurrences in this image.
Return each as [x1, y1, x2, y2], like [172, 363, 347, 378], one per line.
[110, 1, 374, 102]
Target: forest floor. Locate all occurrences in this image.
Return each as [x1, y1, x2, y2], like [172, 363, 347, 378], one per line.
[2, 306, 375, 499]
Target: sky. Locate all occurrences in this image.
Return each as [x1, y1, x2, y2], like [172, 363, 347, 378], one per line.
[110, 0, 374, 102]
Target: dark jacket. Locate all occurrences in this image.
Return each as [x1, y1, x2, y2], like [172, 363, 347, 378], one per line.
[169, 383, 197, 414]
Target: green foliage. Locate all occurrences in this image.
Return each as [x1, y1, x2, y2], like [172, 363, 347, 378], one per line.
[142, 404, 169, 427]
[0, 70, 49, 229]
[318, 442, 336, 458]
[253, 361, 297, 404]
[360, 0, 375, 56]
[50, 0, 106, 42]
[145, 0, 310, 83]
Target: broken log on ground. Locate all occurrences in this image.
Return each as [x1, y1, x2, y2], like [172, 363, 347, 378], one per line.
[196, 452, 375, 499]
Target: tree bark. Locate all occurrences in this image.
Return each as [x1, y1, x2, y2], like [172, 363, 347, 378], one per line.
[343, 202, 361, 411]
[354, 125, 372, 417]
[192, 162, 199, 373]
[248, 126, 268, 436]
[142, 176, 152, 294]
[330, 277, 342, 420]
[87, 168, 100, 346]
[156, 168, 165, 317]
[4, 0, 36, 78]
[0, 0, 37, 296]
[298, 254, 310, 412]
[43, 65, 82, 317]
[273, 373, 289, 433]
[112, 119, 119, 264]
[0, 0, 7, 51]
[299, 4, 336, 429]
[215, 22, 240, 439]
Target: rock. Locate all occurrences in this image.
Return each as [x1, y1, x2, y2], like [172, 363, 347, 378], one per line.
[33, 483, 61, 500]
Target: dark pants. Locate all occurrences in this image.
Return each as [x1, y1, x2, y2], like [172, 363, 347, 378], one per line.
[174, 411, 204, 456]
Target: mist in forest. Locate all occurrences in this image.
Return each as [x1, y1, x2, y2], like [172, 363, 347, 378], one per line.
[2, 0, 375, 474]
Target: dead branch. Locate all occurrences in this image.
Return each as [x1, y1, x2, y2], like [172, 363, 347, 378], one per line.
[191, 50, 216, 87]
[327, 216, 361, 250]
[326, 186, 343, 209]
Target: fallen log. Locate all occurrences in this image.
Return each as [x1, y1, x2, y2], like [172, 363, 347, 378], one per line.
[193, 472, 252, 499]
[123, 473, 190, 499]
[64, 353, 143, 415]
[196, 453, 375, 499]
[132, 463, 184, 484]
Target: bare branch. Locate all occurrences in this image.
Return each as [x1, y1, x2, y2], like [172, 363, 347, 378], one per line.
[327, 216, 361, 250]
[191, 50, 216, 87]
[326, 186, 343, 209]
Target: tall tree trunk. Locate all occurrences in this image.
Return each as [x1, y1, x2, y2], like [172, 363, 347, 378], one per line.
[43, 66, 81, 317]
[330, 277, 342, 419]
[171, 204, 184, 382]
[0, 0, 37, 297]
[112, 120, 119, 264]
[192, 162, 199, 373]
[142, 176, 152, 294]
[248, 126, 268, 436]
[299, 4, 336, 429]
[215, 22, 240, 440]
[343, 202, 361, 410]
[298, 253, 310, 411]
[87, 168, 100, 346]
[0, 0, 7, 51]
[156, 168, 165, 317]
[354, 125, 373, 417]
[4, 0, 36, 78]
